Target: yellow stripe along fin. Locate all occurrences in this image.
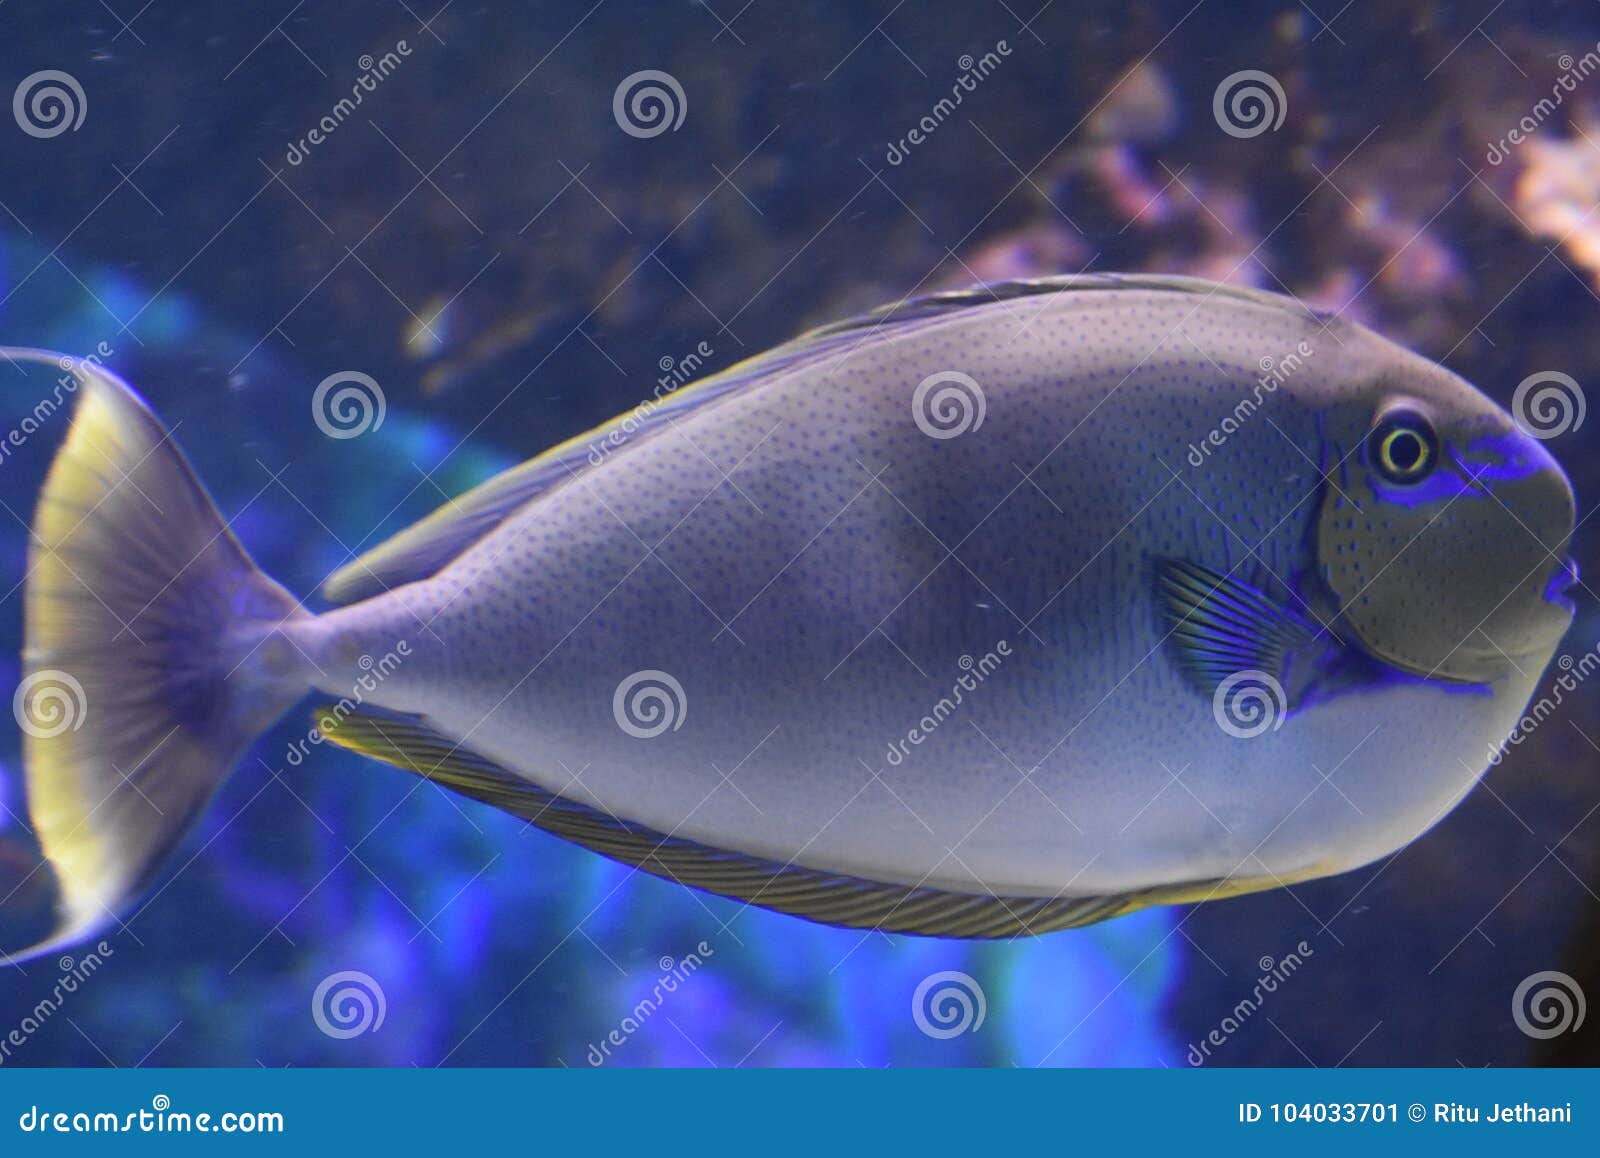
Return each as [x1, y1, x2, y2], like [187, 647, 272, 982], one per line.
[317, 704, 1304, 937]
[321, 294, 936, 605]
[321, 274, 1323, 606]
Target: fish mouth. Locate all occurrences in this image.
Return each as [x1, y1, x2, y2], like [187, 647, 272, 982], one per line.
[1544, 555, 1581, 612]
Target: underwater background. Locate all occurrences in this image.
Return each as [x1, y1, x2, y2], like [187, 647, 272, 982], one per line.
[1, 0, 1599, 1067]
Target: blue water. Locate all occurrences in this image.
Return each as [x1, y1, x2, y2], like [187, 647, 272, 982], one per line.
[1, 0, 1597, 1067]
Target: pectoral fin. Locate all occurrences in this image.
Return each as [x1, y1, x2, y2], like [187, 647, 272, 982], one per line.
[1155, 558, 1321, 702]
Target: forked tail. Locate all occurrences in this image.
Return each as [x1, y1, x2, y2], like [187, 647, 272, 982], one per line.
[0, 349, 310, 963]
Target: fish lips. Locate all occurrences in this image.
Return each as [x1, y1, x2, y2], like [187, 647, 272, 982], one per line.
[1544, 555, 1581, 613]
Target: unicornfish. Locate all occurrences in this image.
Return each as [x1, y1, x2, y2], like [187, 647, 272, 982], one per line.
[0, 273, 1579, 961]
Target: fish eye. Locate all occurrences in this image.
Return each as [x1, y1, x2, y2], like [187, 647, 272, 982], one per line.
[1368, 409, 1439, 484]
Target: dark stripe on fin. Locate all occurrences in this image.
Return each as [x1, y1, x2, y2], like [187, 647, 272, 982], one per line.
[317, 706, 1275, 938]
[799, 273, 1324, 343]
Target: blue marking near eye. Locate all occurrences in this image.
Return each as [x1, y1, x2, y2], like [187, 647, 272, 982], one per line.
[1456, 431, 1548, 483]
[1368, 469, 1473, 507]
[1367, 428, 1550, 508]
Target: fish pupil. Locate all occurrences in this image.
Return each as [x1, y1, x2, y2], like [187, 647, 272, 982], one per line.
[1387, 430, 1423, 470]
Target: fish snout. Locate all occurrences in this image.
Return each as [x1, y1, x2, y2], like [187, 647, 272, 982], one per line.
[1545, 555, 1581, 613]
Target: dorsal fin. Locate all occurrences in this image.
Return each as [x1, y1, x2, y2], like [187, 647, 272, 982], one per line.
[321, 319, 902, 603]
[323, 274, 1316, 604]
[316, 705, 1300, 937]
[319, 363, 749, 603]
[798, 273, 1321, 342]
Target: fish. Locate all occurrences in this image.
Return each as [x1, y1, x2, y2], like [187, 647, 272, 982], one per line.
[0, 273, 1579, 961]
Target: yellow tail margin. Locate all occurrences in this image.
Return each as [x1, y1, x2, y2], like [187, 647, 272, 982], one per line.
[1, 349, 307, 964]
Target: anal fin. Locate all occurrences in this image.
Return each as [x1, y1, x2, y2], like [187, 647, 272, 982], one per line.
[317, 706, 1285, 938]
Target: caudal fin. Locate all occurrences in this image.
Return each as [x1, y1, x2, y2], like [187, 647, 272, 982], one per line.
[1, 350, 309, 963]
